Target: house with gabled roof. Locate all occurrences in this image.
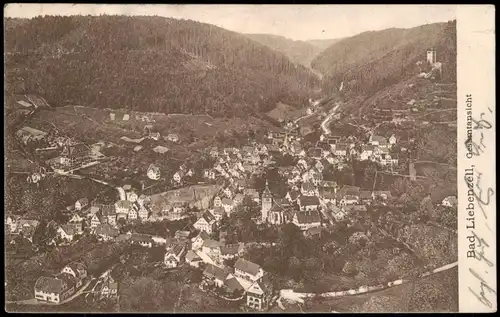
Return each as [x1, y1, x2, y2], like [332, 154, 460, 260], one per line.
[185, 250, 203, 268]
[94, 223, 119, 241]
[147, 164, 161, 180]
[300, 181, 316, 197]
[211, 206, 226, 222]
[319, 188, 336, 204]
[61, 262, 87, 288]
[193, 211, 216, 235]
[164, 243, 186, 268]
[130, 233, 154, 248]
[220, 243, 245, 261]
[34, 275, 75, 303]
[173, 170, 185, 184]
[234, 258, 264, 283]
[203, 263, 233, 287]
[75, 198, 89, 211]
[115, 200, 132, 215]
[292, 210, 322, 231]
[138, 204, 150, 220]
[369, 135, 387, 146]
[57, 224, 77, 242]
[246, 274, 273, 311]
[191, 231, 210, 250]
[202, 238, 223, 257]
[298, 195, 320, 211]
[225, 277, 245, 296]
[334, 143, 349, 156]
[243, 188, 260, 202]
[90, 213, 102, 229]
[99, 276, 118, 299]
[441, 196, 457, 208]
[327, 203, 346, 221]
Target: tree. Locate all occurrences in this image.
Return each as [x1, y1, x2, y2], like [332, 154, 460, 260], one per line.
[32, 219, 47, 246]
[408, 280, 453, 312]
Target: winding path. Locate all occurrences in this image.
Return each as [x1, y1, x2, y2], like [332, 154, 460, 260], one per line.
[320, 104, 340, 135]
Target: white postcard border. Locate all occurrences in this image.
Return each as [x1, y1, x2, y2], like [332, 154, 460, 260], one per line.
[457, 5, 496, 313]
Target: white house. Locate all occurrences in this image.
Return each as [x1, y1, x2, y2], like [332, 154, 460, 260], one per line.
[441, 196, 457, 208]
[191, 231, 210, 250]
[389, 134, 397, 145]
[223, 187, 233, 198]
[147, 164, 161, 180]
[173, 171, 184, 184]
[213, 196, 223, 208]
[61, 262, 87, 288]
[167, 134, 179, 143]
[34, 275, 76, 304]
[57, 225, 76, 242]
[138, 205, 150, 220]
[164, 244, 186, 268]
[75, 198, 88, 211]
[128, 208, 138, 220]
[193, 212, 216, 235]
[126, 191, 138, 203]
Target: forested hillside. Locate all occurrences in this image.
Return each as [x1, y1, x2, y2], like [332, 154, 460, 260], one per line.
[4, 15, 319, 117]
[311, 21, 456, 95]
[245, 34, 338, 70]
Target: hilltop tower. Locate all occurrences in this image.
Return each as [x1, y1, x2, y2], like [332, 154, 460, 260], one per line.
[261, 180, 273, 222]
[426, 49, 437, 65]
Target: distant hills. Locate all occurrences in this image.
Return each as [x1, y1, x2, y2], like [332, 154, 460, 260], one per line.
[311, 21, 457, 95]
[245, 34, 340, 72]
[4, 15, 320, 117]
[4, 16, 456, 119]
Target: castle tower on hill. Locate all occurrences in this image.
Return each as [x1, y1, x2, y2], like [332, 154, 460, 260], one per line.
[426, 49, 437, 65]
[261, 180, 273, 222]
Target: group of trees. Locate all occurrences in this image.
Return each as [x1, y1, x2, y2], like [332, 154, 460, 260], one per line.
[5, 15, 319, 117]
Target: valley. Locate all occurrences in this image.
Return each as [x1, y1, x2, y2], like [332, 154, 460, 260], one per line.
[5, 10, 458, 314]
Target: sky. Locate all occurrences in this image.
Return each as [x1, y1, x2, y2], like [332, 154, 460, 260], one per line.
[4, 4, 457, 41]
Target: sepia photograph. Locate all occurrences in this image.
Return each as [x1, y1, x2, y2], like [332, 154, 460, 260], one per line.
[3, 4, 492, 313]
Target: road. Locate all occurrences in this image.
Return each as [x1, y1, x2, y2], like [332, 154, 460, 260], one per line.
[278, 261, 459, 306]
[292, 99, 323, 124]
[320, 104, 340, 135]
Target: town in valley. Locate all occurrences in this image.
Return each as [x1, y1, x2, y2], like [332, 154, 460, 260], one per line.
[5, 5, 459, 313]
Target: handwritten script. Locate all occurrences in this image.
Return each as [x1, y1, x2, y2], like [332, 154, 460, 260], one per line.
[464, 97, 496, 310]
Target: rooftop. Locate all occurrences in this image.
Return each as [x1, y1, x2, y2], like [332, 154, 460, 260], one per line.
[234, 258, 261, 276]
[298, 195, 320, 206]
[294, 210, 321, 224]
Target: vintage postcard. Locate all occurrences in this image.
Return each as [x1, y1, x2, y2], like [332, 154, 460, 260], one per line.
[4, 4, 495, 313]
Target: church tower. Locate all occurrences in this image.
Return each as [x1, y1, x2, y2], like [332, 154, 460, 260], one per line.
[261, 180, 273, 222]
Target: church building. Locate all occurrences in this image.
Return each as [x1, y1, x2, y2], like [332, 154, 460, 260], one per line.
[261, 180, 291, 225]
